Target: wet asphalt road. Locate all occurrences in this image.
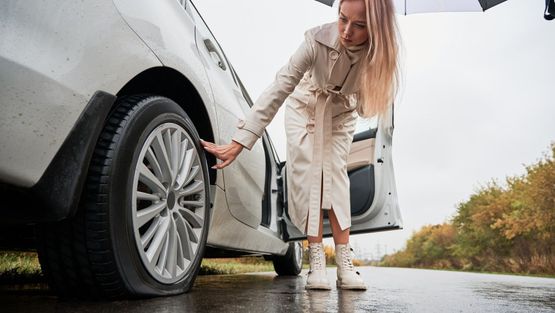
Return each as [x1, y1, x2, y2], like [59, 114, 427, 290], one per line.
[1, 266, 554, 313]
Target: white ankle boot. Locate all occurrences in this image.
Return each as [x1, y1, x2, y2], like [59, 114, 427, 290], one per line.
[305, 242, 331, 290]
[335, 243, 367, 290]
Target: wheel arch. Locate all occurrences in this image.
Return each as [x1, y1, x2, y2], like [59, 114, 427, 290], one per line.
[116, 66, 217, 185]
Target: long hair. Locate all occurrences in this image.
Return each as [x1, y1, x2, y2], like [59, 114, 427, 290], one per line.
[339, 0, 400, 118]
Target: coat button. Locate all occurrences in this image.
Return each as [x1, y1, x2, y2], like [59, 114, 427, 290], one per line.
[329, 50, 339, 60]
[306, 123, 315, 133]
[237, 119, 246, 128]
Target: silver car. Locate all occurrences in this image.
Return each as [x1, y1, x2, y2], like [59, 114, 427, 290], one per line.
[0, 0, 402, 298]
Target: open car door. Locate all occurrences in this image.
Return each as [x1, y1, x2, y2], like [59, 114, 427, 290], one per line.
[280, 104, 402, 240]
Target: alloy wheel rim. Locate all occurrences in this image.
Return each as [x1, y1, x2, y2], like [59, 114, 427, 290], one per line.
[132, 122, 206, 284]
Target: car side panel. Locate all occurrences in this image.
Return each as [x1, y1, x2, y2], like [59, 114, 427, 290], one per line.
[0, 0, 161, 187]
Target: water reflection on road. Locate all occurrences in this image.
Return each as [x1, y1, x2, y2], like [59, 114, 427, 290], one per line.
[1, 267, 554, 313]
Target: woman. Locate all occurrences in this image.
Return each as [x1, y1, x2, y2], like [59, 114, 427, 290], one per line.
[201, 0, 399, 290]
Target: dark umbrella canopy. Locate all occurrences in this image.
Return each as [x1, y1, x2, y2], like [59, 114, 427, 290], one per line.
[546, 0, 555, 20]
[316, 0, 334, 6]
[478, 0, 508, 11]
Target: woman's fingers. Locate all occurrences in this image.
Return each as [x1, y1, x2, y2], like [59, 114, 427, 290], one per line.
[200, 140, 239, 170]
[213, 157, 234, 170]
[201, 139, 244, 170]
[200, 139, 217, 149]
[201, 141, 220, 155]
[204, 145, 225, 158]
[209, 151, 232, 169]
[202, 144, 217, 154]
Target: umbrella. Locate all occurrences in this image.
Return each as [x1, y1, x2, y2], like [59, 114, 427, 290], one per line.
[316, 0, 554, 20]
[315, 0, 508, 14]
[546, 0, 555, 20]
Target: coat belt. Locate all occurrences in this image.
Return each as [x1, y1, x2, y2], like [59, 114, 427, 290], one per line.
[305, 87, 346, 237]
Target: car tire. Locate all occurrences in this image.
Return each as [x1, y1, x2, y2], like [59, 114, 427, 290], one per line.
[37, 95, 211, 298]
[272, 241, 303, 276]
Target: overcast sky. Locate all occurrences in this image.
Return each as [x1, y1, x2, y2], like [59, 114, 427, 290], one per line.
[194, 0, 555, 259]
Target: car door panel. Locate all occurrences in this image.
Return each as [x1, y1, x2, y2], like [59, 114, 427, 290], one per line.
[346, 137, 375, 172]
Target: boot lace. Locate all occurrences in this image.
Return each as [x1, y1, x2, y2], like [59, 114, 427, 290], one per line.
[339, 245, 355, 272]
[309, 243, 324, 271]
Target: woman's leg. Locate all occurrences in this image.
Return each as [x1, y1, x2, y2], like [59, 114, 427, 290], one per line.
[306, 172, 350, 244]
[330, 208, 366, 290]
[329, 208, 349, 245]
[306, 207, 349, 244]
[305, 208, 331, 290]
[306, 209, 323, 243]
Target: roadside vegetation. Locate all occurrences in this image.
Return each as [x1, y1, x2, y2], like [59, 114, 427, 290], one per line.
[199, 257, 275, 275]
[0, 251, 277, 282]
[382, 144, 555, 276]
[0, 251, 44, 284]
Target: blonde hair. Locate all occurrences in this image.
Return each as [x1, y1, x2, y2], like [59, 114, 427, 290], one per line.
[340, 0, 400, 118]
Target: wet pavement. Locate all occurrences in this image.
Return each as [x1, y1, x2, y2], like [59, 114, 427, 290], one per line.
[1, 266, 554, 313]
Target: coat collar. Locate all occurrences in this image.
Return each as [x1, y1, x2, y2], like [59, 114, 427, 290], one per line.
[314, 22, 341, 52]
[314, 21, 367, 66]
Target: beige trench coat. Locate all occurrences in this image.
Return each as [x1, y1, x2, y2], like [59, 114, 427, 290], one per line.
[232, 21, 367, 237]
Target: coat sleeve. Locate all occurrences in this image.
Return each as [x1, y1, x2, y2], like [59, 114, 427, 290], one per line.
[231, 31, 316, 150]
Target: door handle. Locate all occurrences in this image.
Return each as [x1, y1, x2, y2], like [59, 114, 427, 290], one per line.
[203, 39, 227, 71]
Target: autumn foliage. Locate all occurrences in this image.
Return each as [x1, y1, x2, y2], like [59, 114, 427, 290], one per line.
[382, 144, 555, 275]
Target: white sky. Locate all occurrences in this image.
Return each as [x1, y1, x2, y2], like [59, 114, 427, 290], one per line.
[194, 0, 555, 259]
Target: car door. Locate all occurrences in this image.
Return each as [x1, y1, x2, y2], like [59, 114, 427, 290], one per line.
[187, 1, 266, 229]
[281, 104, 402, 240]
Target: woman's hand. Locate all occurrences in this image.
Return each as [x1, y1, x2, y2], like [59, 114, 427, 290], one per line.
[200, 139, 244, 170]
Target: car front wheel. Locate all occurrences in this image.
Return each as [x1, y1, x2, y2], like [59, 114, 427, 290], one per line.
[37, 95, 211, 298]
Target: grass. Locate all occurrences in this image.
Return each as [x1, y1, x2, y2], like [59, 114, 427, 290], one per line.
[0, 251, 44, 284]
[0, 251, 280, 283]
[199, 257, 275, 275]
